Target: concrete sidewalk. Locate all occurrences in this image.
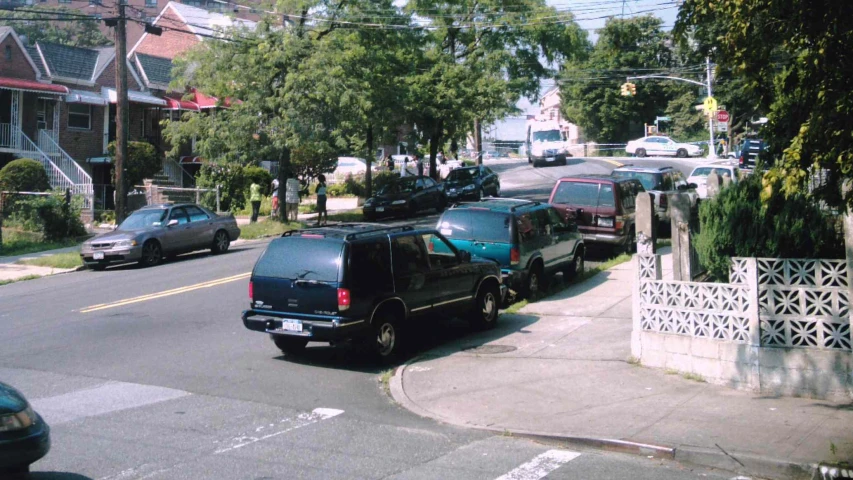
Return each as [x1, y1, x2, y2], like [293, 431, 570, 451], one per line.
[390, 253, 853, 480]
[0, 245, 82, 282]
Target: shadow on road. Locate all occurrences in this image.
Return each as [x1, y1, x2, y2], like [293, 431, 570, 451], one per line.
[22, 472, 94, 480]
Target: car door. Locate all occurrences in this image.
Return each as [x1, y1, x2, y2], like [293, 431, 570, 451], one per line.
[184, 205, 214, 250]
[546, 207, 577, 268]
[516, 211, 549, 271]
[422, 232, 477, 313]
[163, 207, 191, 252]
[422, 177, 442, 206]
[413, 177, 433, 208]
[484, 167, 498, 194]
[390, 234, 435, 315]
[533, 209, 560, 272]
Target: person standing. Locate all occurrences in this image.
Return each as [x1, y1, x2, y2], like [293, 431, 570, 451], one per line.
[285, 175, 300, 222]
[415, 154, 424, 177]
[385, 155, 395, 172]
[270, 178, 280, 218]
[400, 157, 409, 177]
[315, 174, 328, 226]
[249, 181, 262, 223]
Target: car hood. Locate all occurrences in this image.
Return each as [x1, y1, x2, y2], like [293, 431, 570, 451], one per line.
[0, 381, 28, 415]
[444, 179, 476, 189]
[87, 228, 152, 243]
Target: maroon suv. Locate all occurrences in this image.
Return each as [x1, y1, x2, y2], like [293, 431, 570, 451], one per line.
[548, 175, 645, 251]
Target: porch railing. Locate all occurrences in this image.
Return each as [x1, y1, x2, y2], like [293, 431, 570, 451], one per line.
[0, 123, 12, 149]
[38, 129, 94, 191]
[162, 157, 193, 188]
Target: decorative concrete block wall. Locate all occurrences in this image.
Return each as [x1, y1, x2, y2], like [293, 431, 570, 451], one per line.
[632, 254, 853, 400]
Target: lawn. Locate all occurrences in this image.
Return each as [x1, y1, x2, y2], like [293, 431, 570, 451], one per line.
[0, 275, 42, 287]
[0, 228, 82, 258]
[17, 252, 82, 269]
[239, 220, 303, 240]
[325, 209, 365, 223]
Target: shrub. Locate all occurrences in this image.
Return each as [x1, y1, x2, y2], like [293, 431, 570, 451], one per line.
[4, 194, 85, 241]
[344, 174, 366, 197]
[243, 166, 273, 196]
[107, 141, 160, 189]
[695, 173, 844, 280]
[326, 182, 349, 197]
[196, 162, 245, 212]
[372, 171, 398, 195]
[0, 159, 50, 192]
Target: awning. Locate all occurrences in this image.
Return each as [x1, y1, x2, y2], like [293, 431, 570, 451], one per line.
[67, 89, 107, 106]
[0, 77, 68, 94]
[102, 88, 167, 106]
[179, 156, 203, 164]
[164, 96, 200, 111]
[87, 156, 112, 164]
[189, 88, 238, 109]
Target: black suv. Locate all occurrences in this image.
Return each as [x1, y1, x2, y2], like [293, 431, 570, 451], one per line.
[610, 165, 695, 224]
[242, 224, 506, 359]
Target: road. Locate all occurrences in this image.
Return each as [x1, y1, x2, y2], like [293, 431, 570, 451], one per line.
[0, 156, 730, 480]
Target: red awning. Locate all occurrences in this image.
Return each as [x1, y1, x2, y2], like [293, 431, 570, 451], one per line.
[164, 96, 200, 111]
[189, 88, 238, 109]
[0, 77, 68, 94]
[179, 156, 204, 164]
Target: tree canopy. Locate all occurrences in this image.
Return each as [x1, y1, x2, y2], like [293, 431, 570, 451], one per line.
[0, 7, 111, 47]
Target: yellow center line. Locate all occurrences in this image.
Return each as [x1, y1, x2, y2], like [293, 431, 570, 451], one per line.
[601, 159, 624, 167]
[79, 272, 251, 313]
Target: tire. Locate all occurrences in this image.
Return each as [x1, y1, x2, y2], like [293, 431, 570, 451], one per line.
[494, 184, 501, 197]
[211, 230, 230, 254]
[372, 311, 402, 361]
[437, 197, 447, 212]
[272, 335, 308, 355]
[565, 248, 585, 280]
[532, 161, 540, 168]
[478, 187, 486, 200]
[407, 201, 418, 218]
[139, 240, 162, 267]
[636, 148, 647, 158]
[677, 148, 688, 158]
[525, 262, 546, 298]
[89, 264, 107, 271]
[469, 283, 500, 330]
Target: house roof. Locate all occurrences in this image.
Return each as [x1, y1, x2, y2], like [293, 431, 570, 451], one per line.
[0, 26, 44, 80]
[25, 45, 47, 77]
[167, 2, 257, 38]
[38, 42, 100, 82]
[136, 53, 173, 88]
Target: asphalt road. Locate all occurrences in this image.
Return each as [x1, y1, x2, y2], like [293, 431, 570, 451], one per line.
[0, 155, 735, 480]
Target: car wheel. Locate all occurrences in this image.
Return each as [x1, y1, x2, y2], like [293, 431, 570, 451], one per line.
[636, 148, 647, 158]
[494, 184, 501, 197]
[469, 283, 500, 330]
[372, 312, 401, 360]
[139, 240, 162, 267]
[525, 262, 546, 298]
[565, 248, 585, 279]
[272, 335, 308, 355]
[408, 201, 418, 217]
[437, 196, 447, 212]
[211, 230, 230, 254]
[677, 148, 688, 158]
[89, 264, 107, 271]
[478, 187, 486, 200]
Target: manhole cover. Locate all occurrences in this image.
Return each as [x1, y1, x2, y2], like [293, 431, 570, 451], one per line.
[461, 344, 517, 354]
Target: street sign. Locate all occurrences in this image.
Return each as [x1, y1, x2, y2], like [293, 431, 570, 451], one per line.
[716, 110, 730, 123]
[656, 116, 671, 122]
[703, 97, 718, 115]
[716, 121, 728, 132]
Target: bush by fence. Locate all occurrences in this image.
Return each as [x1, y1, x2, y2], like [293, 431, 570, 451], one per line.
[2, 193, 86, 242]
[0, 159, 50, 192]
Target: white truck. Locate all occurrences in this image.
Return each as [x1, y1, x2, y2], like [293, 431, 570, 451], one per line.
[525, 118, 578, 168]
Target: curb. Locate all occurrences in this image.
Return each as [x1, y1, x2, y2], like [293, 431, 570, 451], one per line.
[389, 355, 815, 480]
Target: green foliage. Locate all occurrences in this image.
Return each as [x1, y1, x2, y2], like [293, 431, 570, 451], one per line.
[243, 166, 273, 196]
[107, 141, 160, 189]
[695, 174, 844, 280]
[0, 7, 111, 47]
[0, 159, 50, 192]
[676, 0, 853, 207]
[371, 172, 399, 196]
[196, 162, 246, 212]
[3, 194, 86, 242]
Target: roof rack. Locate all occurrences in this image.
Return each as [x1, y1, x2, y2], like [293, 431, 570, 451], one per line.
[345, 225, 414, 240]
[510, 201, 540, 212]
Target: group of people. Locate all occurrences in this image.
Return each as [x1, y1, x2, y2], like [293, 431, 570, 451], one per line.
[247, 175, 303, 224]
[382, 152, 452, 179]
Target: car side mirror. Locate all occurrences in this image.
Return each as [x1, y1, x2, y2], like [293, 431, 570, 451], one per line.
[167, 219, 179, 227]
[688, 183, 698, 189]
[458, 250, 472, 263]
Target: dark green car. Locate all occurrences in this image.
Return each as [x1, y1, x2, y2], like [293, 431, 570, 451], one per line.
[433, 198, 585, 298]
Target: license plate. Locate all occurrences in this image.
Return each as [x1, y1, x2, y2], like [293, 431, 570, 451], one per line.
[376, 207, 385, 212]
[449, 188, 457, 193]
[546, 157, 555, 162]
[280, 320, 303, 332]
[597, 218, 614, 227]
[93, 252, 104, 260]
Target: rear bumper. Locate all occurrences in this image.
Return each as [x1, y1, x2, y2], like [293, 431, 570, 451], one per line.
[581, 232, 629, 246]
[242, 310, 368, 342]
[363, 203, 408, 218]
[530, 154, 568, 165]
[501, 269, 527, 291]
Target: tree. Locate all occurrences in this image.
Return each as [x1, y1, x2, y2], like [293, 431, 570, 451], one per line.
[0, 7, 111, 47]
[0, 159, 50, 192]
[676, 0, 853, 207]
[107, 141, 160, 192]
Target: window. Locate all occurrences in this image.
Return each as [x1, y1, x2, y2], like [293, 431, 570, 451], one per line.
[620, 182, 636, 209]
[169, 207, 189, 225]
[423, 177, 437, 188]
[4, 45, 11, 61]
[185, 206, 209, 222]
[415, 178, 426, 189]
[534, 209, 551, 236]
[551, 181, 600, 207]
[350, 240, 393, 292]
[516, 213, 540, 244]
[146, 0, 157, 6]
[254, 238, 342, 282]
[36, 99, 47, 130]
[67, 104, 91, 130]
[391, 235, 430, 276]
[598, 184, 615, 208]
[661, 172, 674, 191]
[422, 234, 458, 268]
[547, 208, 566, 230]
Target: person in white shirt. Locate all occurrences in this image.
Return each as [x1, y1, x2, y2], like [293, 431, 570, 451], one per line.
[400, 157, 410, 177]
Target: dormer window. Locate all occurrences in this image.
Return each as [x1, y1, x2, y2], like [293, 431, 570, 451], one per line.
[4, 45, 11, 61]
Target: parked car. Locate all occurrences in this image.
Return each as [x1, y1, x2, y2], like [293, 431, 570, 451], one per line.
[443, 166, 501, 202]
[333, 157, 380, 177]
[611, 166, 695, 224]
[0, 381, 50, 475]
[625, 136, 702, 158]
[80, 203, 241, 270]
[242, 224, 506, 359]
[435, 198, 584, 298]
[548, 175, 645, 252]
[363, 175, 446, 220]
[687, 164, 740, 199]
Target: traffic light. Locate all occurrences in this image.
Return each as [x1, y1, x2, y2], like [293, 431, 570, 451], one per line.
[629, 83, 636, 96]
[620, 83, 630, 96]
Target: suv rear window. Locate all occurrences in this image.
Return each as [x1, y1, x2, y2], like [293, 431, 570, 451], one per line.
[254, 237, 343, 282]
[551, 181, 600, 206]
[612, 171, 662, 191]
[438, 209, 512, 243]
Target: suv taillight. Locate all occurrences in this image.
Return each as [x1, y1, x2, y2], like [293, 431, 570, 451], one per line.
[338, 288, 351, 311]
[615, 216, 625, 231]
[510, 247, 520, 265]
[249, 281, 254, 302]
[739, 155, 746, 168]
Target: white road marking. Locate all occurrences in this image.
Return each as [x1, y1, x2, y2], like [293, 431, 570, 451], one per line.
[31, 381, 190, 426]
[214, 407, 344, 454]
[495, 449, 581, 480]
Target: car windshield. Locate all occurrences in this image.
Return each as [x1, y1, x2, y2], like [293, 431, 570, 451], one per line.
[612, 171, 661, 191]
[447, 169, 477, 181]
[532, 130, 561, 142]
[118, 209, 167, 230]
[378, 178, 417, 195]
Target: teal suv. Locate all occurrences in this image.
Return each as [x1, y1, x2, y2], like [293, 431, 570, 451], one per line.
[434, 198, 585, 298]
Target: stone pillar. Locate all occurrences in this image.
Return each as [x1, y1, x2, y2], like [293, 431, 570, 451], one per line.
[635, 192, 656, 254]
[843, 199, 853, 351]
[706, 171, 721, 199]
[669, 193, 693, 281]
[744, 258, 761, 346]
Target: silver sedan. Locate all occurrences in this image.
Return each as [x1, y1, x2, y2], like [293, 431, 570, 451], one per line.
[80, 203, 241, 270]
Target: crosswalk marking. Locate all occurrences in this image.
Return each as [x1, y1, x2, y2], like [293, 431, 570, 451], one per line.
[495, 449, 581, 480]
[214, 407, 344, 454]
[31, 381, 191, 425]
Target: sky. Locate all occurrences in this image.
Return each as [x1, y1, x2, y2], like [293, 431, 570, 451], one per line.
[516, 0, 680, 114]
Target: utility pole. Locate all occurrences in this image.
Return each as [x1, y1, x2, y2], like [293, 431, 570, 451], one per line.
[705, 56, 717, 159]
[114, 1, 129, 222]
[474, 119, 483, 165]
